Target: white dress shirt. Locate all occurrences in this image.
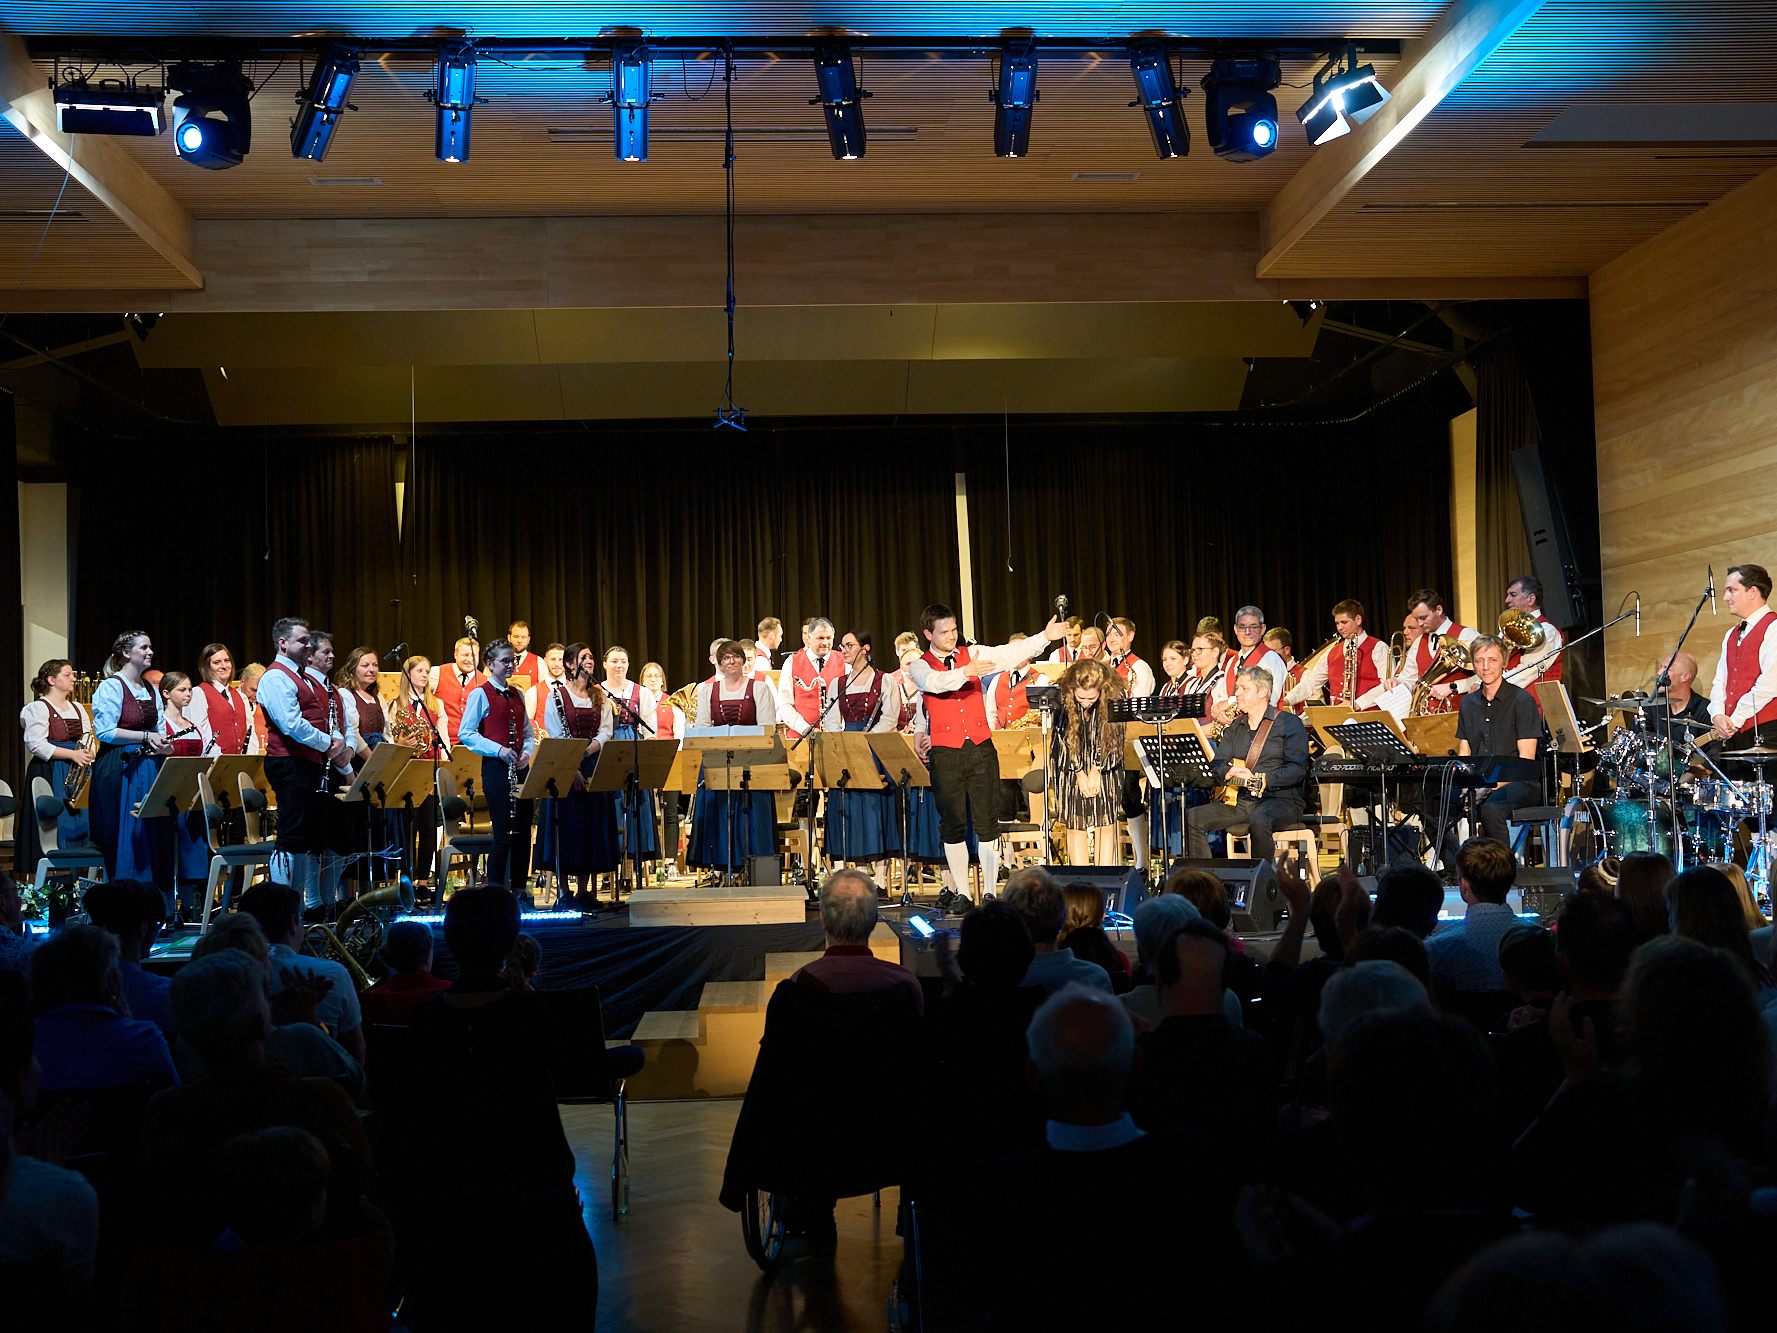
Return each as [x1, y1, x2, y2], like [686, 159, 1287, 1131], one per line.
[1709, 604, 1777, 726]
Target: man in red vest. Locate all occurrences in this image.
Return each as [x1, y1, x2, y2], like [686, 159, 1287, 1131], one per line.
[1709, 563, 1777, 747]
[1284, 599, 1389, 711]
[258, 615, 349, 911]
[777, 616, 845, 738]
[1398, 588, 1478, 715]
[433, 637, 486, 747]
[909, 604, 1068, 902]
[507, 620, 544, 689]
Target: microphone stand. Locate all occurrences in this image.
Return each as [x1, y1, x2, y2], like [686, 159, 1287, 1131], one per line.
[598, 680, 655, 897]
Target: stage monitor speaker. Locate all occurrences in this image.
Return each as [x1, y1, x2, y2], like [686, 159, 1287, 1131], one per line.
[747, 854, 782, 887]
[1042, 865, 1148, 917]
[1513, 866, 1576, 922]
[1175, 857, 1281, 933]
[1511, 444, 1587, 630]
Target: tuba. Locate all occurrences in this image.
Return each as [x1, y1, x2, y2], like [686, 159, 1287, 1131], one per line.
[302, 879, 413, 990]
[1498, 608, 1548, 654]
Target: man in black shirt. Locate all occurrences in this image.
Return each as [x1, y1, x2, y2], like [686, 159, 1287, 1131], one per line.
[1456, 636, 1543, 843]
[1187, 665, 1310, 863]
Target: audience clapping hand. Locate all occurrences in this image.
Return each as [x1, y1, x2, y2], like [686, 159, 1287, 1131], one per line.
[271, 967, 332, 1028]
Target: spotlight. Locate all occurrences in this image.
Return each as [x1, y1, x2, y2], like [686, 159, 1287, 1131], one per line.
[1128, 42, 1189, 159]
[290, 46, 360, 161]
[811, 42, 870, 160]
[990, 40, 1039, 158]
[169, 62, 252, 170]
[1297, 44, 1391, 147]
[428, 43, 482, 163]
[1202, 56, 1281, 162]
[53, 77, 165, 136]
[611, 40, 653, 163]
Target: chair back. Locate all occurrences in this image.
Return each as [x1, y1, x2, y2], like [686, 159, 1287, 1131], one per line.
[30, 775, 61, 854]
[0, 777, 15, 843]
[541, 986, 619, 1101]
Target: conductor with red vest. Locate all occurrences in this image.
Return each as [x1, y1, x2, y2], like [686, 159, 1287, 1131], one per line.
[1709, 563, 1777, 747]
[908, 604, 1069, 902]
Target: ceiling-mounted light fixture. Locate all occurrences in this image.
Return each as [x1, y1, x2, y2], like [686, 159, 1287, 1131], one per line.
[991, 39, 1039, 158]
[1297, 43, 1391, 146]
[429, 42, 483, 163]
[169, 61, 252, 169]
[1128, 42, 1189, 159]
[611, 39, 654, 162]
[291, 46, 360, 161]
[53, 75, 165, 136]
[812, 41, 870, 160]
[1202, 56, 1281, 162]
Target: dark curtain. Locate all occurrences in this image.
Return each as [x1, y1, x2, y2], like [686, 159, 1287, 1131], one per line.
[1, 403, 23, 872]
[1473, 343, 1536, 613]
[403, 427, 962, 686]
[70, 434, 400, 678]
[967, 402, 1456, 654]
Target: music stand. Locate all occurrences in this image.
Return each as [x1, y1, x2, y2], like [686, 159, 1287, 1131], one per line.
[519, 738, 591, 907]
[1133, 730, 1216, 789]
[376, 757, 439, 892]
[204, 754, 264, 845]
[1306, 704, 1361, 753]
[589, 739, 681, 893]
[990, 730, 1043, 781]
[1111, 692, 1199, 883]
[1403, 713, 1461, 758]
[336, 742, 416, 889]
[134, 756, 210, 821]
[867, 733, 930, 902]
[1028, 662, 1067, 683]
[1329, 719, 1415, 872]
[693, 729, 793, 886]
[816, 732, 887, 874]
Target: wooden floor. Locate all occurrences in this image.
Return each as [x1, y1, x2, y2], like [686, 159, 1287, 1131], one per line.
[566, 1099, 904, 1332]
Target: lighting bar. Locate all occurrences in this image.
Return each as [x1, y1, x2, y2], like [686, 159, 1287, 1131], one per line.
[812, 42, 870, 160]
[1128, 42, 1189, 159]
[291, 46, 360, 161]
[53, 78, 165, 136]
[991, 41, 1039, 158]
[1202, 56, 1281, 162]
[612, 40, 653, 162]
[431, 44, 479, 163]
[1297, 43, 1391, 147]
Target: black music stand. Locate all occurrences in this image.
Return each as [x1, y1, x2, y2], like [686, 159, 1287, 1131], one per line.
[1113, 692, 1207, 885]
[1330, 719, 1416, 872]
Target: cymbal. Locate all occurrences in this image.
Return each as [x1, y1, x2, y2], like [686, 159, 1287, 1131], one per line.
[1597, 693, 1670, 712]
[1730, 744, 1777, 760]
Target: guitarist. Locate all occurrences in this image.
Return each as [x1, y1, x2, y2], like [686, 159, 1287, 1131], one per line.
[1185, 666, 1309, 865]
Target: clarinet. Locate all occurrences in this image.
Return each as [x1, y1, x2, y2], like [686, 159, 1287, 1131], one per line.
[317, 683, 338, 793]
[552, 680, 578, 791]
[506, 692, 521, 835]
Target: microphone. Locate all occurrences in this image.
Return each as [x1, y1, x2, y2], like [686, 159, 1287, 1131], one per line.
[1055, 594, 1069, 621]
[464, 614, 480, 639]
[383, 641, 408, 663]
[1708, 565, 1717, 616]
[1633, 593, 1641, 637]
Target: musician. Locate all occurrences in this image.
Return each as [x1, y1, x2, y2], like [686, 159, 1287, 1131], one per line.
[640, 661, 685, 870]
[187, 643, 256, 755]
[337, 645, 393, 895]
[1284, 600, 1390, 711]
[307, 631, 355, 914]
[546, 643, 620, 902]
[88, 631, 171, 885]
[1102, 619, 1156, 869]
[1047, 659, 1129, 866]
[526, 644, 568, 737]
[1146, 640, 1197, 860]
[777, 616, 845, 737]
[1044, 617, 1084, 665]
[458, 638, 540, 891]
[1400, 590, 1478, 711]
[1263, 627, 1294, 671]
[158, 671, 214, 915]
[388, 654, 448, 892]
[507, 620, 544, 687]
[825, 631, 900, 868]
[602, 645, 661, 870]
[1215, 608, 1288, 725]
[689, 640, 779, 875]
[1455, 636, 1543, 844]
[433, 638, 486, 748]
[909, 604, 1067, 902]
[1708, 563, 1777, 747]
[1494, 575, 1565, 691]
[19, 660, 94, 877]
[259, 617, 350, 915]
[240, 662, 268, 752]
[1076, 625, 1105, 662]
[990, 654, 1044, 728]
[756, 617, 784, 678]
[1185, 665, 1310, 865]
[1650, 652, 1713, 753]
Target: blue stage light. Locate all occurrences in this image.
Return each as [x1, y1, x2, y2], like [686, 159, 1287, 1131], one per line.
[176, 121, 204, 152]
[170, 62, 252, 170]
[1128, 43, 1189, 159]
[291, 47, 360, 161]
[991, 40, 1039, 158]
[612, 40, 653, 162]
[1202, 56, 1282, 162]
[812, 42, 870, 160]
[430, 44, 481, 163]
[1252, 118, 1277, 149]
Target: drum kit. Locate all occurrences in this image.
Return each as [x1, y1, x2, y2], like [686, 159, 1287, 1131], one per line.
[1566, 691, 1777, 891]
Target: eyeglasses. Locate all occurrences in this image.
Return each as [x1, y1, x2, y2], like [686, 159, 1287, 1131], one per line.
[1235, 622, 1263, 632]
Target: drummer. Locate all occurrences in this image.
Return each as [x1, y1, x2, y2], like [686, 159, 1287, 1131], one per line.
[1651, 652, 1714, 751]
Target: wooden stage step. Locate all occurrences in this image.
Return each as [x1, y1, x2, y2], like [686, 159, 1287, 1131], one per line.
[625, 885, 810, 927]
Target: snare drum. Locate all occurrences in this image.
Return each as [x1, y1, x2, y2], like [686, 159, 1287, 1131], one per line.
[1694, 779, 1774, 815]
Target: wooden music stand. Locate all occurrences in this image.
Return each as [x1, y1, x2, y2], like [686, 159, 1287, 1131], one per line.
[869, 732, 932, 901]
[376, 670, 403, 706]
[1403, 713, 1462, 757]
[666, 746, 701, 796]
[689, 729, 794, 884]
[1534, 682, 1593, 756]
[338, 741, 417, 804]
[133, 755, 211, 820]
[206, 753, 264, 802]
[991, 729, 1043, 781]
[520, 738, 588, 802]
[1306, 704, 1361, 752]
[445, 745, 487, 806]
[817, 732, 887, 792]
[587, 739, 682, 797]
[1029, 661, 1067, 683]
[509, 673, 533, 693]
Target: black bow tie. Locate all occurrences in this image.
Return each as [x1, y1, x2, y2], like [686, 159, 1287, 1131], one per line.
[943, 655, 955, 670]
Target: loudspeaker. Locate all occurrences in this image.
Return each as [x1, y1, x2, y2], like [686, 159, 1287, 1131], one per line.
[1043, 865, 1148, 917]
[1513, 866, 1576, 922]
[1175, 857, 1281, 932]
[1511, 444, 1587, 629]
[747, 854, 782, 886]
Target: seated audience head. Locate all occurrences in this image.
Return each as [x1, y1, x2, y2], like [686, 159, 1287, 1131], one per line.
[1318, 960, 1430, 1050]
[1372, 861, 1444, 939]
[1614, 850, 1675, 942]
[501, 932, 542, 990]
[83, 879, 165, 961]
[1455, 837, 1515, 905]
[1309, 873, 1368, 958]
[1554, 893, 1637, 996]
[443, 887, 521, 977]
[190, 912, 270, 967]
[171, 951, 272, 1066]
[955, 900, 1035, 989]
[30, 923, 120, 1012]
[1062, 884, 1106, 936]
[217, 1126, 331, 1248]
[1131, 895, 1196, 976]
[1665, 865, 1768, 984]
[1027, 986, 1135, 1125]
[1346, 925, 1432, 988]
[237, 881, 303, 949]
[1328, 1009, 1497, 1211]
[1155, 919, 1229, 1017]
[820, 868, 879, 945]
[1498, 924, 1562, 1002]
[1576, 856, 1620, 896]
[1164, 866, 1231, 932]
[1005, 867, 1066, 947]
[382, 920, 435, 976]
[1704, 861, 1767, 932]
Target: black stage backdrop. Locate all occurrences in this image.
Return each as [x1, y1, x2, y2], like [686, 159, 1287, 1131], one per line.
[69, 407, 1454, 687]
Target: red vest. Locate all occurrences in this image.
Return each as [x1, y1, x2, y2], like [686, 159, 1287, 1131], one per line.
[839, 671, 886, 728]
[993, 668, 1036, 724]
[655, 700, 678, 740]
[435, 666, 485, 745]
[531, 677, 563, 735]
[1507, 617, 1563, 683]
[1112, 654, 1147, 691]
[922, 647, 993, 748]
[711, 682, 759, 727]
[1416, 624, 1475, 689]
[199, 682, 250, 754]
[512, 650, 543, 688]
[1225, 645, 1270, 695]
[1724, 613, 1777, 727]
[786, 649, 846, 727]
[1328, 635, 1384, 709]
[163, 720, 204, 758]
[45, 703, 84, 745]
[263, 662, 330, 765]
[470, 681, 527, 751]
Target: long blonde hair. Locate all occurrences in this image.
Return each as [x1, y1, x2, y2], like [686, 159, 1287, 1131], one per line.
[1057, 658, 1126, 764]
[399, 655, 440, 714]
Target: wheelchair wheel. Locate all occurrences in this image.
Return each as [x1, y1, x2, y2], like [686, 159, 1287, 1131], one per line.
[740, 1187, 788, 1272]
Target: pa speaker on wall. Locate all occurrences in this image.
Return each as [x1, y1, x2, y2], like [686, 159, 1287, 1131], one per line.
[1176, 857, 1282, 933]
[1043, 865, 1148, 917]
[1511, 444, 1587, 629]
[747, 854, 782, 887]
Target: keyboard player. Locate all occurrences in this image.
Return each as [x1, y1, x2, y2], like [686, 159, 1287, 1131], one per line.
[1455, 636, 1543, 845]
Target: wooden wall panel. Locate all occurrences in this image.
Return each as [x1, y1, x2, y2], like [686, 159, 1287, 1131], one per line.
[1592, 164, 1777, 696]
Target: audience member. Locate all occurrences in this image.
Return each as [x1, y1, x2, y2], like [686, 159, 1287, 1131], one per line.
[1426, 838, 1519, 993]
[361, 921, 450, 1027]
[237, 883, 366, 1063]
[0, 869, 35, 975]
[1707, 861, 1766, 932]
[1316, 960, 1431, 1050]
[1004, 867, 1111, 994]
[1122, 894, 1194, 1028]
[794, 870, 923, 1011]
[1345, 925, 1432, 989]
[83, 879, 173, 1037]
[1498, 923, 1562, 1012]
[500, 931, 542, 991]
[1129, 920, 1278, 1141]
[1667, 865, 1771, 987]
[31, 924, 176, 1093]
[1166, 865, 1234, 931]
[1058, 882, 1132, 993]
[1576, 856, 1620, 896]
[1615, 850, 1674, 943]
[1371, 860, 1444, 940]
